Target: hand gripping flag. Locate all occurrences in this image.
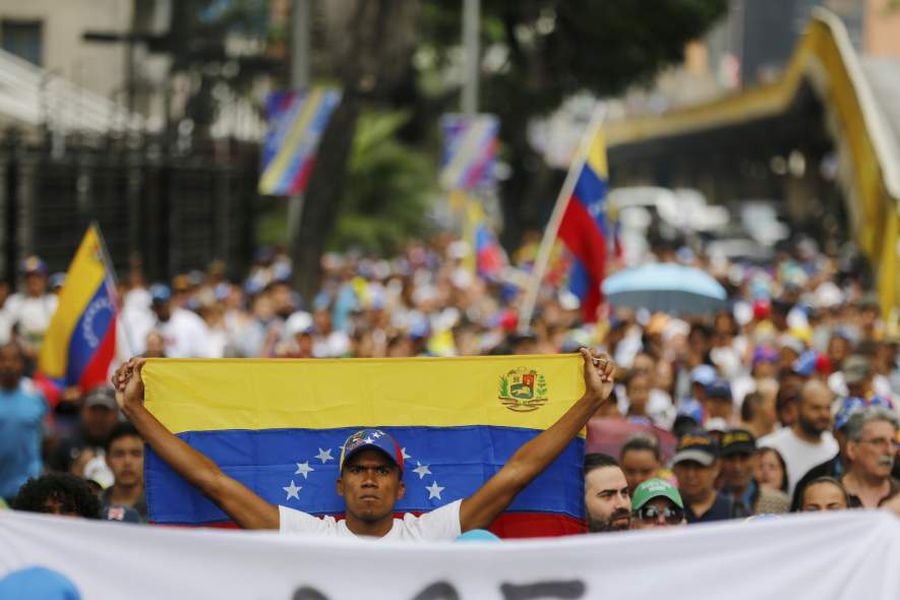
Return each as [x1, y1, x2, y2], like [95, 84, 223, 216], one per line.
[143, 355, 589, 538]
[258, 87, 342, 196]
[38, 225, 119, 392]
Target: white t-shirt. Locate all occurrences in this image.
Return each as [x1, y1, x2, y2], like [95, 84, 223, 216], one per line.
[278, 500, 462, 541]
[758, 428, 839, 495]
[158, 308, 217, 358]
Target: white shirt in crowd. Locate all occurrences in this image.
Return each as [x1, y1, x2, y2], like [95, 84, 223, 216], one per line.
[758, 428, 839, 495]
[157, 308, 217, 358]
[3, 293, 58, 347]
[278, 499, 462, 541]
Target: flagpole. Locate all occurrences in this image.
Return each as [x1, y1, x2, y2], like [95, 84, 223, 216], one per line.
[517, 105, 606, 332]
[91, 220, 135, 359]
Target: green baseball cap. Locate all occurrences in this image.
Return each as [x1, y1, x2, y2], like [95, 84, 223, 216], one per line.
[631, 478, 684, 511]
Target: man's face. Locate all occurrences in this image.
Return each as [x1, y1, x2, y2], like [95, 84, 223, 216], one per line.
[106, 435, 144, 488]
[152, 301, 171, 322]
[584, 466, 631, 532]
[705, 397, 733, 420]
[632, 497, 685, 530]
[337, 449, 404, 524]
[25, 272, 46, 296]
[801, 482, 847, 511]
[797, 389, 832, 437]
[621, 449, 659, 493]
[81, 404, 119, 441]
[848, 421, 897, 480]
[720, 452, 754, 491]
[673, 460, 719, 502]
[626, 375, 651, 413]
[0, 345, 24, 389]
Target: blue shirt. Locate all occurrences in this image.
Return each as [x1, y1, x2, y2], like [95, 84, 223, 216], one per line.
[685, 492, 735, 523]
[0, 381, 47, 499]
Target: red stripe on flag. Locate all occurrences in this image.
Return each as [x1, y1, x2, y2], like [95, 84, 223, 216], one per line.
[159, 512, 587, 539]
[557, 195, 607, 321]
[291, 157, 317, 195]
[78, 319, 117, 392]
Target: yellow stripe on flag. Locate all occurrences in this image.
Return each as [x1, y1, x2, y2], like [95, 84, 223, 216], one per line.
[143, 354, 588, 434]
[258, 88, 324, 193]
[585, 130, 608, 178]
[38, 226, 106, 378]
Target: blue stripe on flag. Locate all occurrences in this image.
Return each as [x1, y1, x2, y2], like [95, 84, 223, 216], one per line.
[64, 282, 115, 386]
[146, 425, 584, 525]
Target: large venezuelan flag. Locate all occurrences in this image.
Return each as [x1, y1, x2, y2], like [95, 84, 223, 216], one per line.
[556, 131, 610, 323]
[38, 226, 119, 393]
[258, 87, 342, 196]
[143, 355, 589, 538]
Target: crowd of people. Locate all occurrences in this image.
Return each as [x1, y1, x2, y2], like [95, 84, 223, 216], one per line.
[1, 229, 899, 536]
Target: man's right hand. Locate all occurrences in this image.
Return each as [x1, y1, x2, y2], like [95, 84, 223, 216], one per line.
[112, 357, 147, 413]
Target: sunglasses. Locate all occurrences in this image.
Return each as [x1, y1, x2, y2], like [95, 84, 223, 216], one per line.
[635, 505, 684, 525]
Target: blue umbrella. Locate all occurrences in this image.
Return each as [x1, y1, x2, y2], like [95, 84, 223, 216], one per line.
[602, 263, 727, 315]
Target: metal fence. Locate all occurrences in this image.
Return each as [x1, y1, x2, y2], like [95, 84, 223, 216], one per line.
[0, 130, 259, 286]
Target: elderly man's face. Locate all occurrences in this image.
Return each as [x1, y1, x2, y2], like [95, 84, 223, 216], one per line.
[849, 421, 897, 480]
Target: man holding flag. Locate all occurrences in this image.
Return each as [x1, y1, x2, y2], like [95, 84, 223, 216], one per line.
[112, 348, 615, 539]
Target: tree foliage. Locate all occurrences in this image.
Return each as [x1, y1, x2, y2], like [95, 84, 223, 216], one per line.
[329, 111, 436, 254]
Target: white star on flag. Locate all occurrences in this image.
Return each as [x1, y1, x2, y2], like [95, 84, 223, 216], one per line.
[315, 448, 334, 463]
[371, 431, 383, 439]
[425, 481, 445, 500]
[294, 461, 315, 479]
[400, 447, 412, 460]
[363, 436, 375, 444]
[412, 462, 431, 480]
[283, 480, 302, 501]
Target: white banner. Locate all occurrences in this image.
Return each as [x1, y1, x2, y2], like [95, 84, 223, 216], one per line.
[1, 510, 898, 600]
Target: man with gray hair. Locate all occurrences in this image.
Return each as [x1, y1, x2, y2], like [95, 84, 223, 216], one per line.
[841, 407, 899, 508]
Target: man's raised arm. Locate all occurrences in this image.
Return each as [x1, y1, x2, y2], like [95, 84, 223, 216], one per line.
[112, 358, 279, 529]
[458, 348, 615, 532]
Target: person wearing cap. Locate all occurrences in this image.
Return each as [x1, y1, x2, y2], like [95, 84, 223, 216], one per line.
[583, 454, 631, 533]
[0, 342, 47, 503]
[840, 407, 899, 508]
[719, 429, 789, 516]
[672, 431, 736, 523]
[758, 380, 838, 495]
[148, 283, 217, 358]
[112, 348, 617, 539]
[48, 385, 120, 475]
[630, 478, 686, 529]
[3, 255, 57, 358]
[702, 379, 735, 427]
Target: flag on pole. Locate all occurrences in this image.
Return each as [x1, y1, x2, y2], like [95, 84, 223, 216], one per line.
[38, 225, 119, 392]
[440, 114, 499, 191]
[463, 197, 506, 279]
[258, 87, 342, 196]
[143, 355, 588, 538]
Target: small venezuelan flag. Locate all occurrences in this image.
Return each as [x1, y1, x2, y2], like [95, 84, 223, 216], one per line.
[38, 225, 119, 392]
[258, 87, 342, 196]
[143, 355, 589, 538]
[556, 130, 610, 323]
